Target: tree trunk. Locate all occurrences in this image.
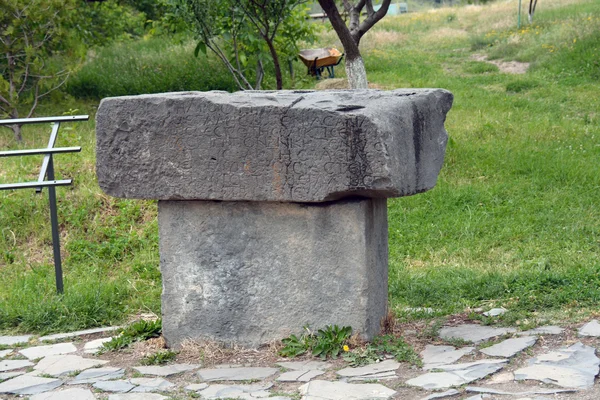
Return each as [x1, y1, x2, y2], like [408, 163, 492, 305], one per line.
[265, 38, 283, 90]
[11, 124, 23, 142]
[345, 55, 369, 89]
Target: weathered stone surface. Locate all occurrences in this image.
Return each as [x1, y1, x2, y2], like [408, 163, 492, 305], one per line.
[479, 337, 536, 358]
[0, 335, 31, 346]
[277, 360, 331, 370]
[465, 386, 577, 395]
[83, 337, 113, 353]
[298, 380, 396, 399]
[94, 380, 135, 393]
[197, 367, 278, 381]
[439, 325, 516, 343]
[407, 360, 507, 390]
[19, 343, 77, 360]
[421, 345, 474, 369]
[133, 364, 199, 377]
[483, 307, 507, 317]
[68, 367, 125, 384]
[514, 342, 599, 388]
[129, 377, 174, 392]
[277, 370, 325, 382]
[161, 198, 388, 347]
[108, 394, 167, 400]
[0, 360, 34, 372]
[33, 355, 108, 377]
[578, 320, 600, 337]
[336, 360, 399, 378]
[517, 326, 564, 336]
[29, 388, 96, 400]
[196, 383, 273, 399]
[38, 326, 120, 342]
[420, 389, 460, 400]
[0, 375, 62, 395]
[0, 351, 12, 359]
[185, 383, 209, 391]
[97, 89, 452, 203]
[0, 372, 24, 381]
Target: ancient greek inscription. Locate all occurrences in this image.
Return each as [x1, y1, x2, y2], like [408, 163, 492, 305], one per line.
[143, 101, 389, 201]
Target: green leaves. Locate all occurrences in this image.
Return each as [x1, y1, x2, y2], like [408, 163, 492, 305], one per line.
[194, 40, 207, 57]
[279, 325, 352, 360]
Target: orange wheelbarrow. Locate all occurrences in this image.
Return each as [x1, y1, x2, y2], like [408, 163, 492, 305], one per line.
[298, 47, 345, 79]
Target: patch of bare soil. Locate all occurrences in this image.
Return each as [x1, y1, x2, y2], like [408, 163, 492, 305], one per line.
[472, 54, 530, 74]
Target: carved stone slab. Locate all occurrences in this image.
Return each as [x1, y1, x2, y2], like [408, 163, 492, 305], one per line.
[96, 89, 452, 202]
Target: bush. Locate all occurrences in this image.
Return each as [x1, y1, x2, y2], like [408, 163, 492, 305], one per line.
[67, 37, 238, 98]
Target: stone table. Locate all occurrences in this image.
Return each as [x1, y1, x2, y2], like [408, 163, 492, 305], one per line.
[96, 89, 453, 347]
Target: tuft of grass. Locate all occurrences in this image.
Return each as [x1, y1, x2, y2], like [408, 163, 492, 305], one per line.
[140, 349, 177, 365]
[99, 319, 162, 353]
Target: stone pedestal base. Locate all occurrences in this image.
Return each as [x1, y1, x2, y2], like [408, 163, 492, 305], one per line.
[158, 198, 388, 348]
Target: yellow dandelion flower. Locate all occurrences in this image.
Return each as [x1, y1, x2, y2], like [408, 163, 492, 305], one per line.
[343, 345, 350, 352]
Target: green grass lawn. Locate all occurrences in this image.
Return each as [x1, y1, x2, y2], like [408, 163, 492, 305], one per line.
[1, 0, 599, 334]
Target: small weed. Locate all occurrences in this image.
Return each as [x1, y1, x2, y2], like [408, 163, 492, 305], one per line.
[443, 337, 473, 347]
[419, 319, 443, 340]
[343, 335, 421, 367]
[140, 349, 177, 365]
[312, 325, 352, 360]
[279, 325, 352, 360]
[100, 319, 162, 353]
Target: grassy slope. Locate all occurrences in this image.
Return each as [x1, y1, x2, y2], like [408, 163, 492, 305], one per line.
[1, 0, 599, 333]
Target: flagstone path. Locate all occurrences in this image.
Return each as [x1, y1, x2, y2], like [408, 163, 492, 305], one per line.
[2, 320, 600, 399]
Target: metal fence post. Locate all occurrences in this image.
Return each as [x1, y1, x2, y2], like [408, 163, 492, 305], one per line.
[47, 155, 64, 294]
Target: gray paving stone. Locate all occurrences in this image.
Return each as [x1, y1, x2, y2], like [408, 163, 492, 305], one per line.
[94, 380, 135, 393]
[406, 372, 466, 390]
[347, 371, 397, 382]
[184, 382, 209, 391]
[108, 394, 167, 400]
[29, 388, 96, 400]
[514, 342, 599, 389]
[277, 369, 325, 382]
[298, 380, 396, 399]
[19, 343, 77, 360]
[421, 345, 474, 369]
[197, 367, 279, 381]
[420, 389, 460, 400]
[439, 325, 516, 343]
[197, 383, 273, 399]
[0, 375, 62, 395]
[483, 308, 507, 317]
[0, 351, 12, 359]
[336, 359, 399, 377]
[578, 320, 600, 337]
[33, 354, 108, 377]
[516, 326, 564, 336]
[0, 372, 24, 381]
[132, 363, 200, 376]
[465, 386, 577, 395]
[0, 335, 32, 346]
[0, 360, 34, 372]
[406, 360, 507, 390]
[479, 337, 536, 358]
[38, 326, 121, 342]
[276, 360, 331, 370]
[128, 377, 175, 392]
[69, 367, 125, 384]
[83, 337, 113, 353]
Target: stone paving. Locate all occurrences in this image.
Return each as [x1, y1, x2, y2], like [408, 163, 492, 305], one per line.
[2, 320, 600, 399]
